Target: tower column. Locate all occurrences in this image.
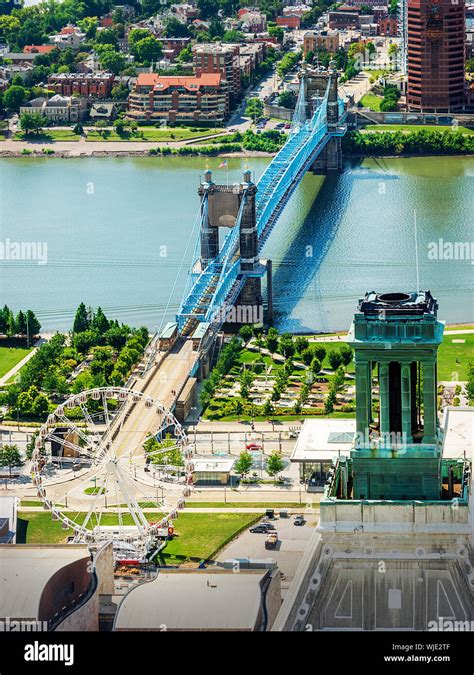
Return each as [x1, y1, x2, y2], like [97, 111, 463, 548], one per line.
[421, 360, 437, 443]
[355, 358, 371, 437]
[379, 362, 390, 436]
[401, 363, 413, 443]
[198, 170, 219, 268]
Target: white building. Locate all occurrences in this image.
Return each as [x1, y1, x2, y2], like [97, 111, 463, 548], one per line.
[20, 95, 87, 123]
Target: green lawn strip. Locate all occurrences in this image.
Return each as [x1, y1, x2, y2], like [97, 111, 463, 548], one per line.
[14, 130, 80, 141]
[364, 124, 474, 135]
[86, 127, 225, 142]
[437, 332, 474, 381]
[360, 93, 383, 112]
[161, 512, 260, 561]
[0, 346, 32, 378]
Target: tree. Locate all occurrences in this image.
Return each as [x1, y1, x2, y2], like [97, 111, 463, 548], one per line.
[324, 390, 336, 415]
[279, 335, 295, 358]
[128, 27, 152, 47]
[278, 90, 297, 109]
[94, 28, 118, 48]
[239, 369, 254, 400]
[238, 324, 253, 345]
[313, 345, 326, 363]
[328, 349, 343, 371]
[268, 25, 284, 43]
[78, 16, 99, 39]
[163, 16, 190, 38]
[246, 97, 263, 123]
[267, 450, 285, 478]
[20, 111, 45, 135]
[262, 399, 274, 417]
[234, 450, 253, 479]
[74, 330, 97, 355]
[300, 347, 314, 366]
[0, 444, 23, 477]
[3, 85, 27, 111]
[15, 310, 27, 335]
[91, 306, 109, 334]
[339, 345, 353, 367]
[295, 336, 309, 354]
[31, 392, 49, 418]
[73, 302, 89, 333]
[133, 36, 163, 64]
[99, 49, 126, 75]
[310, 357, 321, 375]
[265, 327, 279, 355]
[25, 309, 41, 338]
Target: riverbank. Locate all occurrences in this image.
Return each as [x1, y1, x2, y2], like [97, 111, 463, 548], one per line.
[343, 129, 474, 156]
[0, 129, 283, 158]
[0, 142, 275, 159]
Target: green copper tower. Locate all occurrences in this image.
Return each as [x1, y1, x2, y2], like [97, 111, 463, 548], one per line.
[347, 291, 445, 500]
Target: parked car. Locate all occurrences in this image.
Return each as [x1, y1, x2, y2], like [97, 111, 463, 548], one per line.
[265, 532, 279, 549]
[246, 442, 262, 451]
[250, 523, 275, 534]
[294, 514, 305, 526]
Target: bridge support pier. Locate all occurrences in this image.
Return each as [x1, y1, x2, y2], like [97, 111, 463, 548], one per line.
[311, 137, 342, 174]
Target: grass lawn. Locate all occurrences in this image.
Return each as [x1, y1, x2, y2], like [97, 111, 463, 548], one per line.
[86, 127, 225, 142]
[17, 511, 259, 562]
[360, 93, 383, 112]
[364, 124, 474, 135]
[437, 332, 474, 381]
[162, 512, 259, 561]
[0, 346, 32, 378]
[14, 129, 81, 141]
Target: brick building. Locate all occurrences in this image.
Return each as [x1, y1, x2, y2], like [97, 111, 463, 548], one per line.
[276, 14, 301, 29]
[378, 16, 398, 35]
[193, 43, 241, 105]
[304, 30, 340, 54]
[128, 73, 227, 123]
[48, 73, 115, 98]
[407, 0, 466, 111]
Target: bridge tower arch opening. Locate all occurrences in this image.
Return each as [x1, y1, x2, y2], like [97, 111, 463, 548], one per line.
[306, 65, 343, 173]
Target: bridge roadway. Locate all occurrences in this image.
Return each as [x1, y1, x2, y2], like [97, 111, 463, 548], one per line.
[111, 339, 198, 461]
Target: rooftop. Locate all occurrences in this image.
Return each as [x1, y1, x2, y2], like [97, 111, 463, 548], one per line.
[114, 569, 267, 630]
[291, 418, 356, 463]
[0, 545, 91, 620]
[136, 73, 222, 91]
[193, 457, 235, 473]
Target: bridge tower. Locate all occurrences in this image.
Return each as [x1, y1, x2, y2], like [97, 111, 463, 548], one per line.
[306, 65, 343, 173]
[197, 169, 271, 327]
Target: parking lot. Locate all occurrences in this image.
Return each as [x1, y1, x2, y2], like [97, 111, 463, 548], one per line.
[217, 512, 318, 597]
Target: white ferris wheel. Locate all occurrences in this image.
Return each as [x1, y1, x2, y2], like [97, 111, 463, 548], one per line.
[31, 387, 194, 560]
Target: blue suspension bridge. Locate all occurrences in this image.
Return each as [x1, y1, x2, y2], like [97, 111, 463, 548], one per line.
[144, 69, 348, 374]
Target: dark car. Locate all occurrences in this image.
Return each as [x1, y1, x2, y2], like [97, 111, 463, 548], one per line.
[294, 514, 305, 526]
[250, 523, 275, 534]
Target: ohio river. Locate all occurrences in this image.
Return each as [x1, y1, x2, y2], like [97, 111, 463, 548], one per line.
[1, 155, 473, 332]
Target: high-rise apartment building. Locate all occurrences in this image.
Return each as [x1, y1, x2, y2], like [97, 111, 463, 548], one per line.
[193, 43, 241, 108]
[407, 0, 466, 112]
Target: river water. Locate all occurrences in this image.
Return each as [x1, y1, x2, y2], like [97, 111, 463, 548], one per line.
[1, 155, 473, 333]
